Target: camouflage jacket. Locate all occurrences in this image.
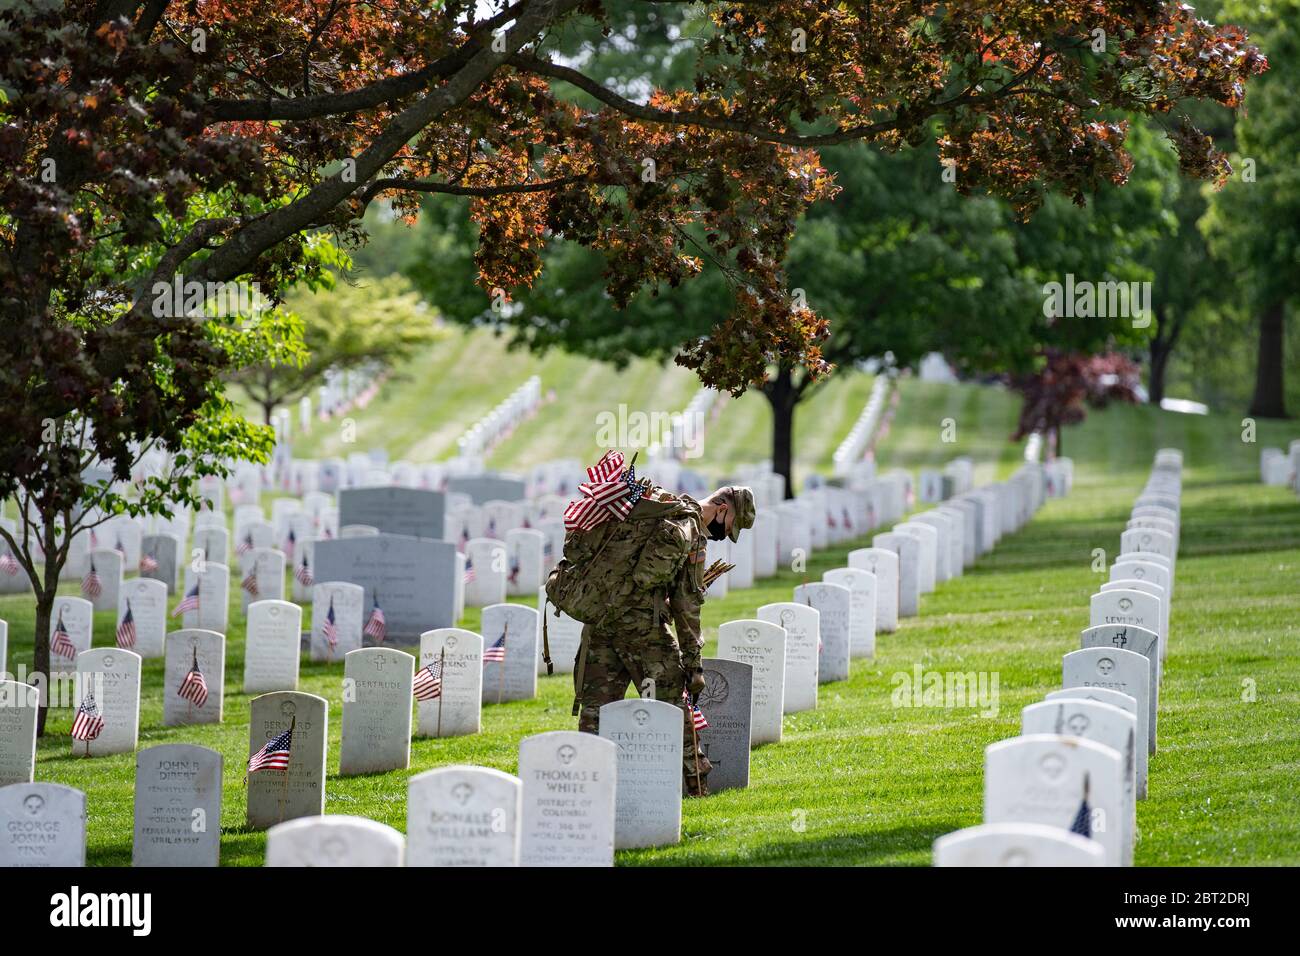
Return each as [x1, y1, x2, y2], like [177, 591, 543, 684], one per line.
[562, 481, 707, 663]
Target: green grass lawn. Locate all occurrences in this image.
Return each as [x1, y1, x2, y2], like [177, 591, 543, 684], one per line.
[4, 373, 1298, 866]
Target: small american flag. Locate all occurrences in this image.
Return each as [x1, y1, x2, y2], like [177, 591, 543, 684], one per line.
[1070, 774, 1093, 839]
[247, 723, 293, 776]
[113, 537, 126, 557]
[51, 613, 77, 660]
[81, 562, 102, 600]
[241, 568, 259, 596]
[842, 508, 853, 530]
[463, 557, 476, 584]
[827, 510, 838, 529]
[508, 557, 520, 584]
[684, 690, 708, 730]
[115, 602, 137, 649]
[139, 551, 159, 573]
[323, 526, 334, 539]
[173, 582, 200, 617]
[364, 595, 386, 643]
[177, 647, 209, 708]
[413, 659, 443, 701]
[0, 551, 19, 576]
[483, 633, 507, 663]
[285, 528, 296, 558]
[89, 528, 99, 548]
[236, 531, 254, 556]
[486, 518, 497, 539]
[459, 526, 470, 551]
[295, 553, 314, 587]
[71, 690, 104, 742]
[322, 597, 338, 648]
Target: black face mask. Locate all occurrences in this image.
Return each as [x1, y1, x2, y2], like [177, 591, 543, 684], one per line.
[706, 515, 728, 541]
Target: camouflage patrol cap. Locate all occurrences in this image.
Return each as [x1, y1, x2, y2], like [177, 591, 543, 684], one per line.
[721, 486, 756, 542]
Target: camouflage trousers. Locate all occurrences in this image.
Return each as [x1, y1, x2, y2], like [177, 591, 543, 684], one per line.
[574, 616, 711, 786]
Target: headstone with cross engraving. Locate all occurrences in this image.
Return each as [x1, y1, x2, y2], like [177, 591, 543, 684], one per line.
[339, 647, 414, 776]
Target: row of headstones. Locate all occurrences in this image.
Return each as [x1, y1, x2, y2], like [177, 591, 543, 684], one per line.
[933, 449, 1184, 866]
[832, 377, 892, 473]
[0, 597, 572, 776]
[455, 375, 543, 459]
[0, 694, 731, 867]
[1260, 442, 1300, 493]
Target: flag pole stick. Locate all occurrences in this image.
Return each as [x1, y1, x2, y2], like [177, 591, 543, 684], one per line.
[497, 622, 508, 705]
[436, 647, 446, 738]
[687, 690, 703, 793]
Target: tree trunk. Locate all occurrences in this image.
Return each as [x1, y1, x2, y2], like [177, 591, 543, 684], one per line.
[262, 400, 275, 426]
[763, 366, 798, 499]
[1249, 301, 1289, 419]
[32, 586, 54, 737]
[1148, 339, 1171, 406]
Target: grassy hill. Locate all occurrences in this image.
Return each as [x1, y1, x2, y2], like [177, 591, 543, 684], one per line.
[5, 345, 1299, 866]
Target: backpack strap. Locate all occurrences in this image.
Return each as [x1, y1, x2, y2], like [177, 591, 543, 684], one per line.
[540, 598, 554, 675]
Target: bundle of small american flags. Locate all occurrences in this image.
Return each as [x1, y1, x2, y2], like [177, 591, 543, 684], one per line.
[413, 659, 443, 701]
[483, 633, 506, 663]
[51, 614, 77, 660]
[80, 562, 102, 600]
[115, 603, 136, 649]
[246, 724, 293, 777]
[173, 582, 200, 617]
[684, 690, 708, 730]
[71, 690, 104, 742]
[562, 450, 645, 532]
[295, 553, 314, 587]
[177, 649, 209, 709]
[364, 595, 386, 643]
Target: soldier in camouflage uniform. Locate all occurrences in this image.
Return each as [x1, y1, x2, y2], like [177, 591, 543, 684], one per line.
[570, 482, 755, 797]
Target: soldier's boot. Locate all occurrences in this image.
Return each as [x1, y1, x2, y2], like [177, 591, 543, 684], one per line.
[684, 754, 713, 798]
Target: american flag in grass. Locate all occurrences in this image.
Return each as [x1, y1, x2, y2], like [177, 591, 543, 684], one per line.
[80, 561, 102, 600]
[177, 648, 209, 708]
[684, 690, 709, 731]
[483, 633, 506, 663]
[115, 602, 136, 649]
[246, 725, 293, 777]
[51, 612, 77, 660]
[71, 690, 104, 742]
[364, 594, 386, 643]
[321, 597, 338, 649]
[413, 659, 443, 701]
[295, 553, 314, 587]
[173, 582, 200, 617]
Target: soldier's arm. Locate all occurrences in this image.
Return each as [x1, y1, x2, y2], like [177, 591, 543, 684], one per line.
[669, 541, 706, 670]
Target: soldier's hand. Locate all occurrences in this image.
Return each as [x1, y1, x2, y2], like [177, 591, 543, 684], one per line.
[687, 668, 706, 696]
